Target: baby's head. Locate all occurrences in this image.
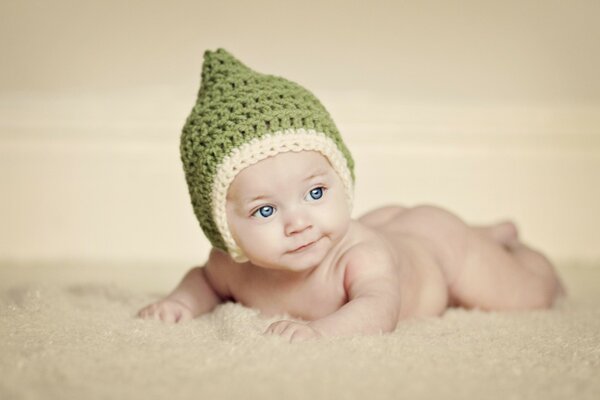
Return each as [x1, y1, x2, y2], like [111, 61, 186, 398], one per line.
[180, 49, 355, 265]
[226, 150, 350, 270]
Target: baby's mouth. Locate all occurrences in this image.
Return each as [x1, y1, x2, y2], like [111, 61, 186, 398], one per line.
[287, 238, 320, 254]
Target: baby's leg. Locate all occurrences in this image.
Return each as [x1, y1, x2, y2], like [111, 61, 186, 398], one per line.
[506, 242, 566, 297]
[450, 230, 565, 311]
[472, 222, 566, 294]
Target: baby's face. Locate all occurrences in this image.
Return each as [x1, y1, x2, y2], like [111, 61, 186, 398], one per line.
[226, 151, 351, 271]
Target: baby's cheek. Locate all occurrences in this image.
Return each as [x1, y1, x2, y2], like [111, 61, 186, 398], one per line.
[244, 224, 283, 253]
[321, 199, 350, 235]
[230, 221, 258, 255]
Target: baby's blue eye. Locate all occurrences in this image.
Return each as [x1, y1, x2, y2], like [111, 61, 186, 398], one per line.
[307, 187, 324, 201]
[253, 205, 275, 218]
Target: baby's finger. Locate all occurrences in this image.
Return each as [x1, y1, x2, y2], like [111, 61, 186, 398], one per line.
[160, 308, 176, 323]
[265, 320, 291, 335]
[280, 329, 297, 342]
[137, 306, 153, 319]
[176, 308, 193, 323]
[145, 303, 160, 317]
[290, 328, 317, 343]
[264, 321, 279, 335]
[289, 331, 307, 343]
[277, 322, 302, 341]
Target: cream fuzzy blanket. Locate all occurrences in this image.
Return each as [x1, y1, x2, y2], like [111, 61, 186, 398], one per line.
[1, 263, 598, 400]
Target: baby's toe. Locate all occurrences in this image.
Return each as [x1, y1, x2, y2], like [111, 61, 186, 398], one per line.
[488, 221, 519, 246]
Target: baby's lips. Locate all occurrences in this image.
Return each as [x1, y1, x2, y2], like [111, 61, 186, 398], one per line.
[287, 237, 320, 253]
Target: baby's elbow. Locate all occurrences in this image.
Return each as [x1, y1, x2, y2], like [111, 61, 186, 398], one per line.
[367, 315, 397, 334]
[382, 318, 399, 333]
[372, 301, 400, 333]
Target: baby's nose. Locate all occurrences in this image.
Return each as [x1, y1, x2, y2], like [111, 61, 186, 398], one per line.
[284, 212, 312, 236]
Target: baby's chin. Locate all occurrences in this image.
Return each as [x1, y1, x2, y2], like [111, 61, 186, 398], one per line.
[248, 255, 324, 273]
[246, 247, 328, 272]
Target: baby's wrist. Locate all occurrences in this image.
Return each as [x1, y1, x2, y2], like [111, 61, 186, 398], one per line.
[166, 296, 193, 312]
[306, 322, 325, 337]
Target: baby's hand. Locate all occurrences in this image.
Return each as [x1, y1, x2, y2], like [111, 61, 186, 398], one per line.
[137, 298, 193, 323]
[264, 320, 322, 343]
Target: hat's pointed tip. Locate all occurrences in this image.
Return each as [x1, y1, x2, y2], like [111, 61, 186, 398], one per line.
[201, 48, 249, 79]
[203, 48, 239, 64]
[203, 47, 228, 58]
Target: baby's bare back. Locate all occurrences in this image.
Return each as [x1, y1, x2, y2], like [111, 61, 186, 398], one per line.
[359, 205, 465, 317]
[361, 205, 563, 312]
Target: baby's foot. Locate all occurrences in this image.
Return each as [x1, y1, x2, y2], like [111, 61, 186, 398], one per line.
[479, 221, 520, 248]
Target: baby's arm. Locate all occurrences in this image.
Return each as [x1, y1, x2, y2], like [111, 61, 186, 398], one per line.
[137, 250, 225, 323]
[266, 247, 401, 341]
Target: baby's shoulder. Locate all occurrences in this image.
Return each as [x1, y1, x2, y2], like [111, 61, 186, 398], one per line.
[338, 223, 402, 292]
[340, 221, 397, 270]
[203, 248, 240, 298]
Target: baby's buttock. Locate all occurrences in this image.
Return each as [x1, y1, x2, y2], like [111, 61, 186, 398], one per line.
[382, 232, 452, 318]
[381, 205, 469, 282]
[376, 205, 473, 316]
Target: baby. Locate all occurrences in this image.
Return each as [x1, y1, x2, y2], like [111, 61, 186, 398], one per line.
[138, 49, 564, 342]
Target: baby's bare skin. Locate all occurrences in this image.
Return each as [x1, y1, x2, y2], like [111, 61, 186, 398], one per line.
[138, 152, 564, 342]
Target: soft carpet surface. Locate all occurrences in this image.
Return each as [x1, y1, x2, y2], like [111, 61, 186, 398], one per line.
[1, 262, 599, 400]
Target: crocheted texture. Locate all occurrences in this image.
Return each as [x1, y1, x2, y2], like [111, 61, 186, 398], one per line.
[180, 49, 355, 256]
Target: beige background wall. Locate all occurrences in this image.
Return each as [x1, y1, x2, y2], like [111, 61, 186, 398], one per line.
[1, 0, 599, 265]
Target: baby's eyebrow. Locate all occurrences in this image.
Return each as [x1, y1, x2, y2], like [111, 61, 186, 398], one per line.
[239, 194, 271, 207]
[246, 194, 268, 203]
[303, 169, 328, 182]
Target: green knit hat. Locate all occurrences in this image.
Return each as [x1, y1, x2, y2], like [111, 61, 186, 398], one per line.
[180, 49, 355, 261]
